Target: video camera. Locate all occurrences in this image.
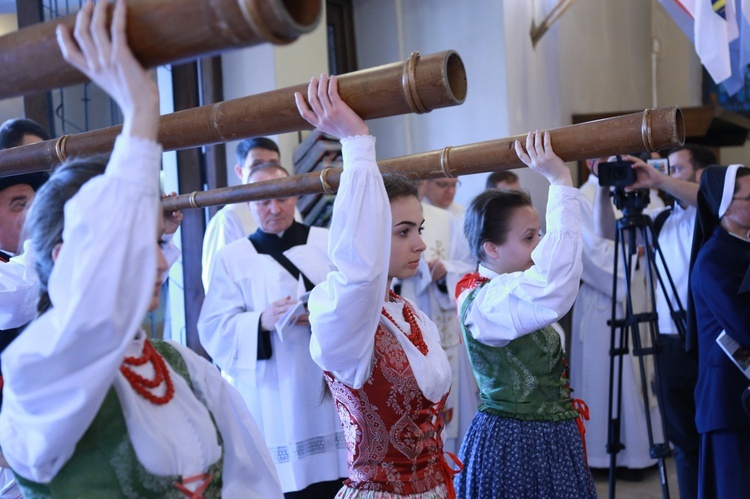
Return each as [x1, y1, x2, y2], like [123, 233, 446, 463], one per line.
[597, 155, 670, 187]
[597, 155, 650, 217]
[597, 156, 635, 187]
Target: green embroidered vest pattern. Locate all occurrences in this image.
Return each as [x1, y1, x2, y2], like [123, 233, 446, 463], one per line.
[15, 340, 224, 498]
[459, 284, 579, 421]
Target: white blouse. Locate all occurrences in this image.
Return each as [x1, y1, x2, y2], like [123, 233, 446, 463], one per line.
[459, 184, 583, 347]
[0, 135, 282, 498]
[308, 135, 451, 404]
[0, 244, 37, 330]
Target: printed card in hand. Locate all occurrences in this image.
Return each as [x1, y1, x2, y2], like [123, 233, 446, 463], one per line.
[274, 276, 311, 342]
[716, 331, 750, 380]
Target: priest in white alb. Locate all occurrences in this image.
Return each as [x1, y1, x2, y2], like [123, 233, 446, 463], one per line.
[198, 161, 347, 498]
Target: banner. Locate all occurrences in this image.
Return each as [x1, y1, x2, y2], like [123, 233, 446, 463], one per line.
[660, 0, 750, 96]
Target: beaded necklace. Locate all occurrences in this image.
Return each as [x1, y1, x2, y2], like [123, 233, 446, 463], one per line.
[120, 339, 175, 405]
[382, 290, 429, 355]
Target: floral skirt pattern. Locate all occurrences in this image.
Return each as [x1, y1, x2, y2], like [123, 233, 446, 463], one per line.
[455, 411, 597, 498]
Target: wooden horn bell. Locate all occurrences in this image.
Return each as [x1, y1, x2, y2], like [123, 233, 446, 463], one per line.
[0, 0, 322, 100]
[0, 50, 467, 176]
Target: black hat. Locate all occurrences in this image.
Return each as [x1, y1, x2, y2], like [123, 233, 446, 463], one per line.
[0, 171, 49, 193]
[686, 164, 746, 353]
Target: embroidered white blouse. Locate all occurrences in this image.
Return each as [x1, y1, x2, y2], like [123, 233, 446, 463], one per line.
[308, 135, 451, 404]
[459, 184, 583, 347]
[0, 134, 282, 498]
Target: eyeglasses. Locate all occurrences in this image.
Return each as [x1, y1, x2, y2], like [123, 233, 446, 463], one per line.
[732, 194, 750, 201]
[433, 180, 461, 189]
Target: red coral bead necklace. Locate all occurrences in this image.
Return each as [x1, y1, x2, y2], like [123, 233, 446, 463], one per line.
[382, 290, 429, 355]
[120, 338, 175, 405]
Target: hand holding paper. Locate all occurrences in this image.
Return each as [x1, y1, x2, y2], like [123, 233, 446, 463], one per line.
[274, 276, 313, 341]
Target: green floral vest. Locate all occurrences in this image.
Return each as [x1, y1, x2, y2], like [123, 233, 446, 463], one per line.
[14, 341, 224, 498]
[459, 283, 579, 421]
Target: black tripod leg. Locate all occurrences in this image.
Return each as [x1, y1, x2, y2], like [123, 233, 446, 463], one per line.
[607, 220, 675, 498]
[607, 224, 630, 499]
[638, 224, 674, 498]
[607, 322, 627, 499]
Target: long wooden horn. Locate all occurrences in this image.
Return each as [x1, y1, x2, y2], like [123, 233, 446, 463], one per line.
[0, 0, 322, 99]
[0, 51, 466, 176]
[163, 107, 685, 211]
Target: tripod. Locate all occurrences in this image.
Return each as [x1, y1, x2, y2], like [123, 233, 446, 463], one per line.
[605, 188, 686, 499]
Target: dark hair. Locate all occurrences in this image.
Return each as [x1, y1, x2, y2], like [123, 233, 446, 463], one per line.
[464, 189, 532, 264]
[669, 144, 717, 171]
[235, 137, 280, 166]
[486, 170, 519, 190]
[246, 160, 290, 182]
[0, 118, 51, 149]
[382, 173, 419, 202]
[26, 159, 107, 314]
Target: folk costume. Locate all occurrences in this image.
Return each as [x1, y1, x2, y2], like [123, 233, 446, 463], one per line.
[308, 135, 458, 498]
[689, 165, 750, 499]
[397, 201, 478, 455]
[0, 249, 37, 499]
[0, 135, 283, 498]
[454, 184, 596, 498]
[0, 170, 50, 358]
[0, 171, 48, 499]
[198, 220, 348, 494]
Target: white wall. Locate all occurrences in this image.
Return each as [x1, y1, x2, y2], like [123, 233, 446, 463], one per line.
[353, 0, 508, 207]
[352, 0, 708, 219]
[221, 10, 328, 185]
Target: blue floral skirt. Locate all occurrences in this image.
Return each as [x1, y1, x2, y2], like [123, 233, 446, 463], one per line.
[455, 411, 597, 498]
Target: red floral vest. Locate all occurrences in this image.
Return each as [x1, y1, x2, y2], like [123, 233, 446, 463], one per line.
[324, 321, 454, 496]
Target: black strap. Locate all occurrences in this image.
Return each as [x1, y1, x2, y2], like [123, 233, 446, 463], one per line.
[248, 221, 316, 292]
[653, 207, 673, 238]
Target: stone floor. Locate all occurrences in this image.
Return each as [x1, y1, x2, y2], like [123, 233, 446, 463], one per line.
[592, 457, 681, 498]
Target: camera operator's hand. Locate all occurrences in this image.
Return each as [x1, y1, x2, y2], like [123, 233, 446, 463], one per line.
[622, 154, 698, 207]
[515, 131, 572, 187]
[622, 154, 666, 191]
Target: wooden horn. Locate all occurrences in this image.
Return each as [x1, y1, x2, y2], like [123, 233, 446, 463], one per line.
[0, 50, 466, 176]
[163, 107, 685, 211]
[0, 0, 322, 99]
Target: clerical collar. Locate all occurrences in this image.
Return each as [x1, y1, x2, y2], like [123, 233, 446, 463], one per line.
[250, 221, 310, 253]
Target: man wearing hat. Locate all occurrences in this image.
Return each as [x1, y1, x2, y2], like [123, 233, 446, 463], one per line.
[0, 172, 47, 261]
[0, 117, 50, 326]
[689, 164, 750, 499]
[0, 118, 50, 498]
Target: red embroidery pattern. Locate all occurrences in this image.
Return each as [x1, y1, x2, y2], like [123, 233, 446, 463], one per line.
[455, 272, 489, 300]
[325, 323, 454, 496]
